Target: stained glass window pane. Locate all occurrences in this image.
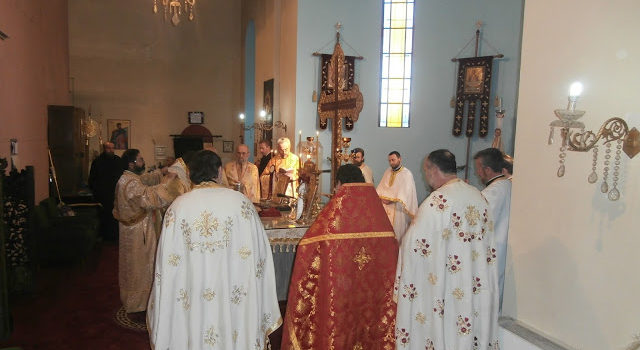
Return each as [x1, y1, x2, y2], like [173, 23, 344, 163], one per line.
[387, 104, 403, 127]
[404, 55, 412, 78]
[382, 54, 390, 77]
[381, 79, 389, 103]
[382, 29, 390, 53]
[389, 54, 405, 78]
[403, 79, 411, 103]
[379, 0, 414, 128]
[388, 79, 404, 103]
[390, 29, 406, 53]
[405, 29, 413, 53]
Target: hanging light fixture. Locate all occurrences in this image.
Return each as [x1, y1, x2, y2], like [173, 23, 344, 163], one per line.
[153, 0, 196, 26]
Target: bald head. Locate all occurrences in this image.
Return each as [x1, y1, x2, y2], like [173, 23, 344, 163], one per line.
[103, 142, 115, 155]
[236, 144, 250, 164]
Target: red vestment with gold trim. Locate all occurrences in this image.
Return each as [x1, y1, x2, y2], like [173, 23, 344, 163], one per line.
[281, 183, 398, 350]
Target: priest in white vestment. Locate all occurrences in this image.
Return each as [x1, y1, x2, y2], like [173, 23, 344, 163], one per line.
[376, 151, 418, 241]
[351, 147, 374, 184]
[223, 143, 260, 202]
[474, 148, 512, 312]
[148, 150, 281, 349]
[395, 149, 499, 349]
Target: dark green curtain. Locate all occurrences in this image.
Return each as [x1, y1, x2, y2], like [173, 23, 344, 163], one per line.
[0, 168, 12, 340]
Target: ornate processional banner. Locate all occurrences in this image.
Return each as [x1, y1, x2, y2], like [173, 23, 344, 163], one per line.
[452, 56, 494, 137]
[319, 51, 358, 130]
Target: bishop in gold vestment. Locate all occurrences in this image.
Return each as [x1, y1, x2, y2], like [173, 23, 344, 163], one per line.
[260, 137, 300, 199]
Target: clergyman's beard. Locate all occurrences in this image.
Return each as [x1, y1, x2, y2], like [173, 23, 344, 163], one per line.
[133, 165, 146, 175]
[352, 160, 363, 167]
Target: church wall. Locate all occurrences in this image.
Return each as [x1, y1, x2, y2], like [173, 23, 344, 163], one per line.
[68, 0, 243, 166]
[294, 0, 524, 200]
[505, 0, 640, 349]
[0, 0, 72, 201]
[244, 0, 298, 150]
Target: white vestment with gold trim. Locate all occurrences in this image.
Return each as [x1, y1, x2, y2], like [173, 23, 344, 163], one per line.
[376, 166, 418, 241]
[394, 179, 499, 349]
[148, 184, 281, 349]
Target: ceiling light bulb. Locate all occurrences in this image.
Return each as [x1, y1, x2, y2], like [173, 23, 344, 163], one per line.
[569, 82, 583, 98]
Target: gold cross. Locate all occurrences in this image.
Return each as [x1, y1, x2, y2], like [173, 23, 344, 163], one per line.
[353, 246, 372, 270]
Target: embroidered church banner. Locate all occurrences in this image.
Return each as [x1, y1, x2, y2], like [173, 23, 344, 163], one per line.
[452, 56, 494, 137]
[319, 50, 358, 130]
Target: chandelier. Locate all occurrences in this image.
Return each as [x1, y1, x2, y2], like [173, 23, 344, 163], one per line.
[153, 0, 196, 26]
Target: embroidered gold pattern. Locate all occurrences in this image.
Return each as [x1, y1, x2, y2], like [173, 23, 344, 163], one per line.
[353, 343, 364, 350]
[453, 288, 464, 300]
[241, 200, 253, 219]
[239, 247, 252, 259]
[433, 299, 445, 318]
[413, 239, 431, 258]
[232, 330, 238, 344]
[260, 313, 272, 332]
[194, 210, 218, 238]
[396, 327, 410, 347]
[402, 284, 418, 301]
[182, 215, 232, 253]
[164, 209, 175, 227]
[256, 258, 265, 278]
[457, 315, 472, 335]
[415, 312, 426, 324]
[203, 288, 215, 301]
[447, 254, 462, 273]
[471, 250, 480, 261]
[168, 254, 181, 266]
[429, 193, 449, 212]
[465, 205, 481, 226]
[428, 273, 438, 285]
[204, 326, 219, 346]
[230, 285, 247, 304]
[442, 228, 452, 240]
[426, 339, 435, 350]
[486, 246, 497, 264]
[353, 246, 373, 270]
[177, 289, 190, 310]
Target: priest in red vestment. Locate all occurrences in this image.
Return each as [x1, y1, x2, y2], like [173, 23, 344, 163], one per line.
[281, 164, 398, 350]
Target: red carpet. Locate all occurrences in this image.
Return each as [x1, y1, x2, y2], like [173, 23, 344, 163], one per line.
[0, 242, 150, 350]
[0, 242, 287, 350]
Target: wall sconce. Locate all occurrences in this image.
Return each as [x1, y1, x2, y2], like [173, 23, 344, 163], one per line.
[549, 82, 640, 201]
[239, 111, 286, 133]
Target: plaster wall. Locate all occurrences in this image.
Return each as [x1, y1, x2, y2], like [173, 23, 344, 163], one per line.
[504, 1, 640, 349]
[0, 0, 72, 201]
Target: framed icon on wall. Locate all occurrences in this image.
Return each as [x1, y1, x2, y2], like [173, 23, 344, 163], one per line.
[107, 119, 130, 150]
